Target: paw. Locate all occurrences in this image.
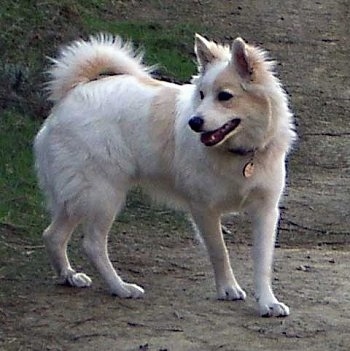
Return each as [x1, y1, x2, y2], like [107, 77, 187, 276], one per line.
[111, 282, 145, 299]
[61, 272, 92, 288]
[259, 301, 290, 317]
[217, 283, 247, 301]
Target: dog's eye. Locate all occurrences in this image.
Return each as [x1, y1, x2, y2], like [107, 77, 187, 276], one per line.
[199, 90, 205, 100]
[218, 91, 234, 102]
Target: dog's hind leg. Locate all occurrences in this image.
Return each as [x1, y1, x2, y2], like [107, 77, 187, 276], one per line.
[43, 212, 92, 287]
[191, 208, 246, 301]
[81, 188, 144, 299]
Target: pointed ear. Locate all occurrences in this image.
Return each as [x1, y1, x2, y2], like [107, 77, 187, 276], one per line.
[231, 37, 253, 80]
[194, 34, 216, 71]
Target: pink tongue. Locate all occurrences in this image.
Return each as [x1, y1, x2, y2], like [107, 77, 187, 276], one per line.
[201, 130, 225, 146]
[200, 118, 241, 146]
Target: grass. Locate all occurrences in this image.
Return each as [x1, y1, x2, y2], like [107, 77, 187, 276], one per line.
[0, 1, 198, 117]
[0, 1, 112, 61]
[0, 110, 44, 240]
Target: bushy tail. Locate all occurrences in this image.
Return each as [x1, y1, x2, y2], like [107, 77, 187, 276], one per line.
[46, 33, 153, 102]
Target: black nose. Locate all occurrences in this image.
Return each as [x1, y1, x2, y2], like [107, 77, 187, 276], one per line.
[188, 116, 204, 132]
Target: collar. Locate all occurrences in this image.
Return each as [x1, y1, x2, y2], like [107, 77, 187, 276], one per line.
[228, 147, 256, 157]
[228, 147, 257, 178]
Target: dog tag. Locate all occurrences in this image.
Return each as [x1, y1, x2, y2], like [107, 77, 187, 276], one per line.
[243, 162, 254, 178]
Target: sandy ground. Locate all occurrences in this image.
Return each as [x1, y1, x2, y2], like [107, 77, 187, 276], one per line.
[1, 230, 350, 350]
[1, 1, 349, 350]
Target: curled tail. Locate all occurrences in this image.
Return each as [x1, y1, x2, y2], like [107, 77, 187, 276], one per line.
[46, 33, 153, 102]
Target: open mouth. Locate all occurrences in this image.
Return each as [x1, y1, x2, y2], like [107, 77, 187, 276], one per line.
[200, 118, 241, 146]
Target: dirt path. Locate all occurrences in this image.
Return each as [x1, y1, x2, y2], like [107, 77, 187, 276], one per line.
[1, 1, 349, 350]
[1, 234, 350, 350]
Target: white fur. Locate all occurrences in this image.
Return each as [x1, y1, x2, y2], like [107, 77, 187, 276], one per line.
[35, 34, 296, 316]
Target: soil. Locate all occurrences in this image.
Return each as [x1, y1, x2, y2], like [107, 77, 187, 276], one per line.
[1, 1, 349, 350]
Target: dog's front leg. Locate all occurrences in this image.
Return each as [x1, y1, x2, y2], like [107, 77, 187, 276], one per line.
[251, 206, 290, 317]
[191, 208, 246, 301]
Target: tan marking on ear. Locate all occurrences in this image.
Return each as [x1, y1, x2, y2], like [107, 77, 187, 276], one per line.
[241, 44, 275, 85]
[195, 34, 231, 71]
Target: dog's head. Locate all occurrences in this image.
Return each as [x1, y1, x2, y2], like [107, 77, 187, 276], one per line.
[189, 34, 278, 152]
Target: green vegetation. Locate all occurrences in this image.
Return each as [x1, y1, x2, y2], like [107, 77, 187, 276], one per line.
[0, 1, 197, 116]
[1, 1, 115, 63]
[0, 110, 43, 239]
[1, 1, 196, 76]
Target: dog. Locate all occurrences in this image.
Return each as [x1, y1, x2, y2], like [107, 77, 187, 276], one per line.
[34, 33, 296, 317]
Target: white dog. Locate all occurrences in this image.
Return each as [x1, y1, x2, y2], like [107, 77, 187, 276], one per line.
[34, 33, 296, 317]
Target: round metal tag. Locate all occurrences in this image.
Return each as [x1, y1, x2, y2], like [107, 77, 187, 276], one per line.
[243, 162, 254, 178]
